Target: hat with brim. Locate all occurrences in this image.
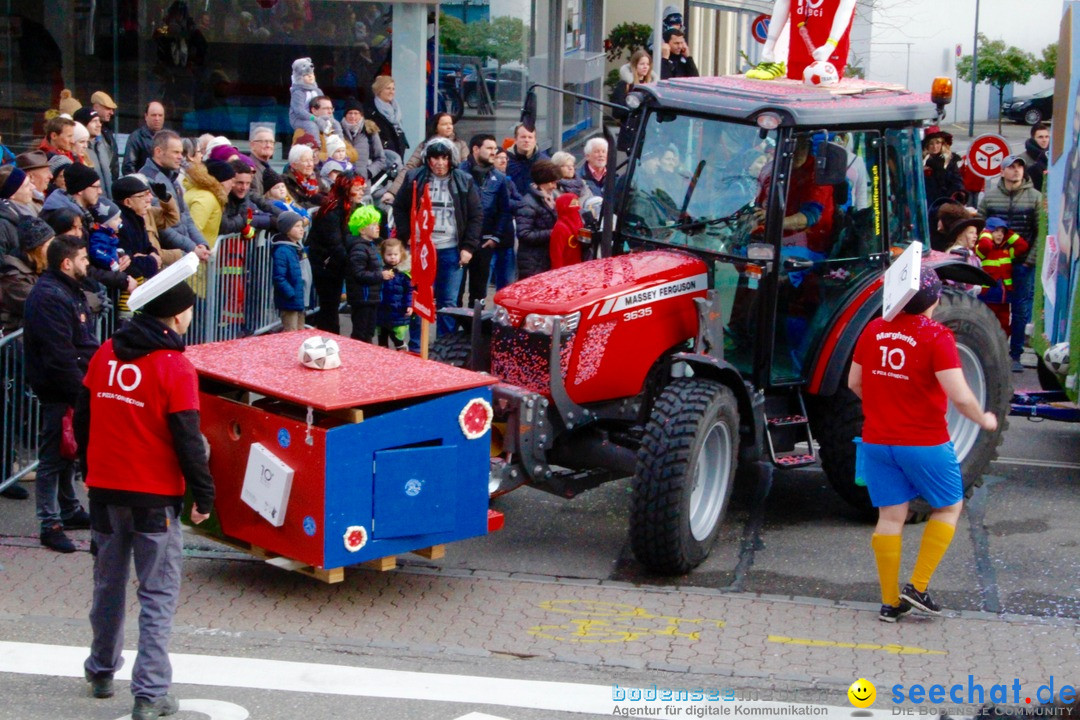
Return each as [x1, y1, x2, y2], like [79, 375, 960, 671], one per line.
[90, 91, 118, 109]
[1000, 155, 1026, 170]
[946, 215, 984, 241]
[922, 126, 953, 148]
[15, 151, 50, 171]
[128, 252, 200, 314]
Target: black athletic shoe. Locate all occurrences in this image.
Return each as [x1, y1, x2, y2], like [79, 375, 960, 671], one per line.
[0, 483, 29, 499]
[132, 694, 179, 720]
[878, 601, 913, 623]
[40, 525, 76, 553]
[901, 583, 942, 615]
[84, 669, 114, 698]
[62, 508, 92, 530]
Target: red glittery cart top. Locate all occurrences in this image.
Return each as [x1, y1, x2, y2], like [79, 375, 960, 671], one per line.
[186, 333, 496, 411]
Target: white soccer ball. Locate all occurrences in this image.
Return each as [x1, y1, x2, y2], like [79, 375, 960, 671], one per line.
[298, 336, 341, 370]
[803, 61, 839, 87]
[1043, 342, 1070, 378]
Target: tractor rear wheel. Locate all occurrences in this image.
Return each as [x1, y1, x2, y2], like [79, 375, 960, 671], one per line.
[811, 290, 1010, 520]
[430, 332, 472, 368]
[631, 378, 739, 574]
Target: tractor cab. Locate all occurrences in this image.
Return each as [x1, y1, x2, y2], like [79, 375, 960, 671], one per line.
[617, 76, 934, 392]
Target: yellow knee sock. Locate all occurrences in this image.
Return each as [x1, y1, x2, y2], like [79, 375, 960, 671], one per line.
[871, 533, 902, 606]
[910, 519, 956, 592]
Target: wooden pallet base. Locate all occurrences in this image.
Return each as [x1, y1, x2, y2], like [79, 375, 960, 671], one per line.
[186, 527, 446, 584]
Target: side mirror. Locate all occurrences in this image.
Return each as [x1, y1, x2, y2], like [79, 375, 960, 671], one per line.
[520, 87, 538, 130]
[814, 141, 849, 186]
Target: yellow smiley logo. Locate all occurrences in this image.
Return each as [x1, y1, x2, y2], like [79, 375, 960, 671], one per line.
[848, 678, 876, 708]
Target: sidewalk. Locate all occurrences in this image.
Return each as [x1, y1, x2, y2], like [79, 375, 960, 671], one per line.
[1, 532, 1076, 710]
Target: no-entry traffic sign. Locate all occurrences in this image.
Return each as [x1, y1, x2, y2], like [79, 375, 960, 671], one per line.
[752, 14, 770, 44]
[966, 134, 1011, 178]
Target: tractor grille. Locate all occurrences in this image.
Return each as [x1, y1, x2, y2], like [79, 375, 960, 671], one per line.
[492, 325, 575, 395]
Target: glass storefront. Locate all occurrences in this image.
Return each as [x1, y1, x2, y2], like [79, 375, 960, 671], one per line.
[0, 0, 604, 164]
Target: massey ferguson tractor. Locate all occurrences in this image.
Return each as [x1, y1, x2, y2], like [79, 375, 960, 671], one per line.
[433, 75, 1011, 575]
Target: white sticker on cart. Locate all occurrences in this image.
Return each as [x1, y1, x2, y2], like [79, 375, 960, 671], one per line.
[600, 274, 708, 315]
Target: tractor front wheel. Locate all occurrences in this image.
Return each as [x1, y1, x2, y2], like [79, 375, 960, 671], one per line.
[631, 378, 739, 574]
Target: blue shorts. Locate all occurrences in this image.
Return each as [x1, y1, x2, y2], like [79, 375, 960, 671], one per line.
[855, 440, 963, 509]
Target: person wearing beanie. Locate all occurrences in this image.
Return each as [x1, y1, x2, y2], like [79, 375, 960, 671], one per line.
[1, 216, 54, 335]
[340, 97, 386, 182]
[112, 175, 164, 286]
[0, 167, 35, 256]
[391, 133, 482, 348]
[512, 157, 562, 280]
[344, 203, 385, 342]
[849, 266, 998, 623]
[323, 134, 355, 176]
[87, 201, 126, 276]
[183, 159, 234, 247]
[57, 89, 82, 118]
[41, 164, 118, 259]
[262, 165, 311, 223]
[74, 107, 114, 196]
[75, 259, 214, 714]
[271, 210, 308, 331]
[384, 113, 468, 202]
[318, 159, 348, 190]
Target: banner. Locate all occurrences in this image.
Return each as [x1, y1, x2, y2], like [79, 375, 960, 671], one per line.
[410, 181, 437, 323]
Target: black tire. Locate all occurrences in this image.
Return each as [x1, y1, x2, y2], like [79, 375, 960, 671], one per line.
[631, 378, 739, 574]
[1024, 107, 1043, 125]
[810, 291, 1011, 520]
[430, 332, 471, 368]
[464, 90, 480, 108]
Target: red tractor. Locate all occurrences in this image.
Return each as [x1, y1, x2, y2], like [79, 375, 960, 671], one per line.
[433, 76, 1011, 575]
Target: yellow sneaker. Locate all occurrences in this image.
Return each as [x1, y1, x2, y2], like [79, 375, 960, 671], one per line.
[745, 61, 786, 80]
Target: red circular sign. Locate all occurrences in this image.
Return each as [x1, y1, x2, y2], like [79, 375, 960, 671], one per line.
[966, 134, 1011, 178]
[752, 14, 770, 44]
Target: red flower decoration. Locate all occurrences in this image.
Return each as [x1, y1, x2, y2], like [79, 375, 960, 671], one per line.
[343, 525, 368, 552]
[459, 398, 493, 440]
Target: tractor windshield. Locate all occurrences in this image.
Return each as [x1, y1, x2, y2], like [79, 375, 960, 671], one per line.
[620, 113, 774, 258]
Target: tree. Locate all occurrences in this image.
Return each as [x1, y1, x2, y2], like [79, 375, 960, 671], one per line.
[1037, 42, 1057, 80]
[957, 33, 1038, 134]
[605, 22, 652, 63]
[439, 13, 468, 56]
[461, 16, 526, 66]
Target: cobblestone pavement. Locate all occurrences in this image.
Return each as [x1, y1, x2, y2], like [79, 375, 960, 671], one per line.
[1, 530, 1077, 707]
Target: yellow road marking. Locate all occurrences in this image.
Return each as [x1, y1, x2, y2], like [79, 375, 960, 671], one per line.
[768, 635, 947, 655]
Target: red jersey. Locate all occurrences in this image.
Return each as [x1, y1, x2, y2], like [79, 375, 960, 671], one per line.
[853, 313, 961, 445]
[787, 0, 853, 81]
[83, 339, 200, 497]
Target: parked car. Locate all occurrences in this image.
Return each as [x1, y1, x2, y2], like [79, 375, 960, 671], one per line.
[1002, 88, 1054, 125]
[464, 66, 526, 108]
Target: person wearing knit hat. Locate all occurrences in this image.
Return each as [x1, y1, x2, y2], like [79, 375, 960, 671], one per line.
[319, 159, 347, 187]
[509, 157, 562, 280]
[0, 166, 29, 201]
[207, 144, 241, 165]
[339, 96, 386, 182]
[57, 89, 82, 118]
[62, 163, 100, 196]
[344, 203, 384, 342]
[87, 201, 125, 272]
[71, 121, 93, 169]
[17, 215, 55, 252]
[0, 167, 35, 259]
[261, 165, 310, 224]
[111, 175, 151, 205]
[849, 264, 998, 623]
[270, 210, 307, 330]
[48, 154, 73, 179]
[323, 134, 354, 175]
[78, 246, 213, 711]
[204, 159, 236, 184]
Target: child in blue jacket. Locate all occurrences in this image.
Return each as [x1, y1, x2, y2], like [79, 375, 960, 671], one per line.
[376, 237, 412, 350]
[271, 211, 307, 331]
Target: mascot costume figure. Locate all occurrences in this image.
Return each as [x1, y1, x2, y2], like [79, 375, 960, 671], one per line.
[746, 0, 857, 85]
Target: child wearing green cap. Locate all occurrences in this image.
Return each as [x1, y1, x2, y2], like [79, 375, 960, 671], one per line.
[344, 204, 385, 342]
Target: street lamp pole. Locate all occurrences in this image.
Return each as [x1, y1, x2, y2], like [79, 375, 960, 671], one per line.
[968, 0, 980, 137]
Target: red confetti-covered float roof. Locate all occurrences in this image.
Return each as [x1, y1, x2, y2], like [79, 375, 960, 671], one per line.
[187, 332, 496, 411]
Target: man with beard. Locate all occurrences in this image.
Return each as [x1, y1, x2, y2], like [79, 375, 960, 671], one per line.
[22, 234, 100, 552]
[1020, 123, 1050, 193]
[459, 133, 514, 307]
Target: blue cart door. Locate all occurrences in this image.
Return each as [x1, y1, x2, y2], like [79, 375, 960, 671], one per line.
[372, 446, 458, 538]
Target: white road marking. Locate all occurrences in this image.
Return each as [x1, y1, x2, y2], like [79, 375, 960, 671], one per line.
[992, 457, 1080, 470]
[0, 641, 892, 718]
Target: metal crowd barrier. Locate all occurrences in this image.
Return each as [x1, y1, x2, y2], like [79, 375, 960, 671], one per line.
[0, 329, 41, 494]
[0, 228, 308, 489]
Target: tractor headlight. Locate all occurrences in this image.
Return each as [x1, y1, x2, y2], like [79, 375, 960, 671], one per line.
[522, 311, 581, 335]
[492, 304, 512, 326]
